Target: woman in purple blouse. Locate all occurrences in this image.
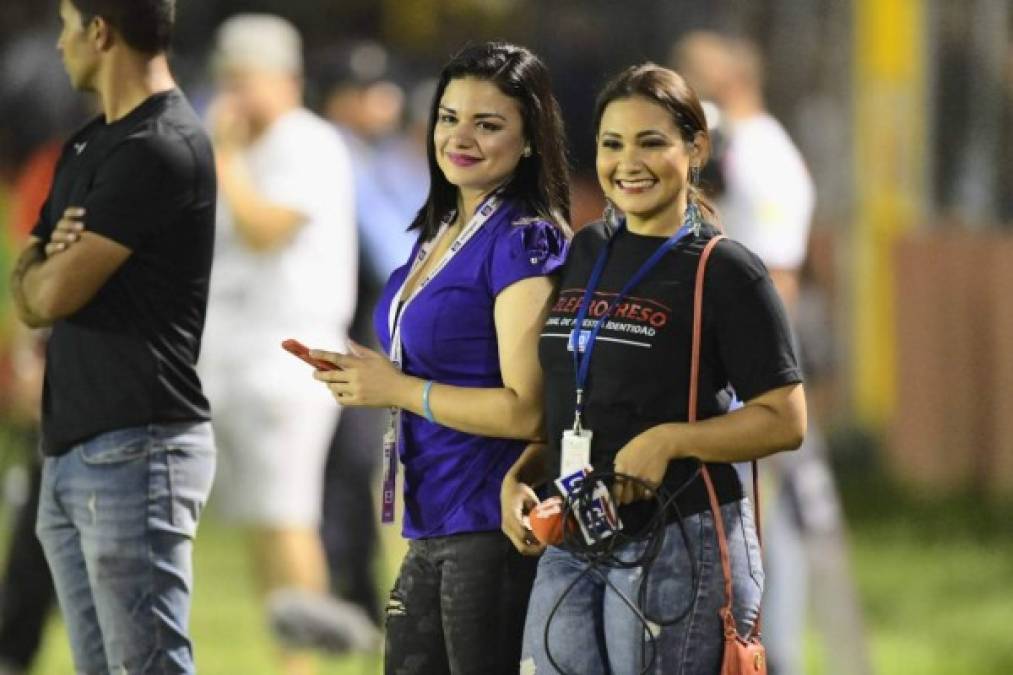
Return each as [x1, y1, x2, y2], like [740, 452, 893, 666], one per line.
[311, 42, 570, 674]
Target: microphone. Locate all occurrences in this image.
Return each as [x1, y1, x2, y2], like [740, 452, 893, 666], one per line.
[529, 469, 626, 547]
[529, 496, 568, 546]
[554, 468, 624, 546]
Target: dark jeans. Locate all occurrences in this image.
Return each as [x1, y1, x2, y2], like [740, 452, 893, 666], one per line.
[384, 531, 538, 675]
[0, 459, 55, 669]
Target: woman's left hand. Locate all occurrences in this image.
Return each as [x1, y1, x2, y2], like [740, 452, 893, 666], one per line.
[311, 340, 407, 408]
[611, 426, 678, 506]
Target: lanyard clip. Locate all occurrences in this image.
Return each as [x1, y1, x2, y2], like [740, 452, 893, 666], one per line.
[573, 389, 585, 433]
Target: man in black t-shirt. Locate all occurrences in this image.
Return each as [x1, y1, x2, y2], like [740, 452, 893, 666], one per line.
[8, 1, 215, 672]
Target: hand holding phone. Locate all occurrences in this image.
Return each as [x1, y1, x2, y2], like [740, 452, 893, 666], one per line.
[281, 339, 339, 371]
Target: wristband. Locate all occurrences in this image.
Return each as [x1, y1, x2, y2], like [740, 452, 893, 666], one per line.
[422, 380, 436, 423]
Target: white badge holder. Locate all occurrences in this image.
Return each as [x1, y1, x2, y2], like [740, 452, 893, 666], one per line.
[561, 428, 593, 477]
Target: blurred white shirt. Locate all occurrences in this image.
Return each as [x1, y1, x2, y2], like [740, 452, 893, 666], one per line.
[718, 113, 814, 271]
[202, 107, 356, 394]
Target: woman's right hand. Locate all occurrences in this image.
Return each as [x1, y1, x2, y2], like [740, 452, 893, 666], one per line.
[500, 472, 546, 556]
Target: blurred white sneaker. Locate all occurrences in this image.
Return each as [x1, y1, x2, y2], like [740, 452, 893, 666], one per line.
[268, 588, 382, 655]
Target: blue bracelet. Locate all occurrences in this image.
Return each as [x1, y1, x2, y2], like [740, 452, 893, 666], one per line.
[422, 380, 436, 423]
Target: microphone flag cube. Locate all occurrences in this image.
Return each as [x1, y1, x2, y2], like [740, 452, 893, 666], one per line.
[554, 466, 623, 546]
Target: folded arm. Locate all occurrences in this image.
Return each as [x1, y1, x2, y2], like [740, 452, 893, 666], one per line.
[11, 226, 132, 328]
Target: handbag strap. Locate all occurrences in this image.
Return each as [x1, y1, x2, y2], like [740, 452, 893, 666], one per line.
[688, 235, 763, 640]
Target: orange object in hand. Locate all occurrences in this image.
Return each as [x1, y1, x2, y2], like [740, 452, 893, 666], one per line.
[529, 496, 571, 546]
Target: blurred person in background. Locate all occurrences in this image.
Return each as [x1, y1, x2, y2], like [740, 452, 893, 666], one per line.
[0, 131, 60, 675]
[0, 29, 84, 188]
[370, 78, 436, 251]
[9, 0, 217, 671]
[0, 166, 52, 675]
[316, 42, 426, 282]
[198, 13, 371, 675]
[0, 28, 90, 675]
[675, 31, 871, 675]
[0, 333, 48, 675]
[311, 41, 570, 674]
[311, 44, 424, 626]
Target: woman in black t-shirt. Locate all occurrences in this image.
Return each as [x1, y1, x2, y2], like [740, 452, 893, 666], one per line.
[501, 64, 806, 674]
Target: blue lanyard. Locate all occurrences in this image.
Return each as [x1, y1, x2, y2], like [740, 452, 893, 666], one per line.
[570, 211, 697, 428]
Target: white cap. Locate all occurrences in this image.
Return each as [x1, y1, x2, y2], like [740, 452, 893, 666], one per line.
[700, 99, 723, 131]
[213, 14, 303, 76]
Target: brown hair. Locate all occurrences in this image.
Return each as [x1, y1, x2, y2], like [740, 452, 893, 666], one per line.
[594, 62, 717, 222]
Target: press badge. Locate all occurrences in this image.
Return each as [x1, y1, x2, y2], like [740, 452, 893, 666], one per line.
[561, 428, 593, 477]
[567, 329, 591, 353]
[555, 465, 623, 545]
[380, 425, 397, 524]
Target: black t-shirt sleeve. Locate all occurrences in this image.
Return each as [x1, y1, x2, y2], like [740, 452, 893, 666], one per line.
[82, 133, 192, 250]
[31, 192, 56, 242]
[30, 147, 70, 243]
[707, 239, 802, 402]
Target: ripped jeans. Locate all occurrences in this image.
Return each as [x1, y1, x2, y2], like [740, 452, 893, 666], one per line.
[384, 531, 537, 675]
[521, 499, 764, 675]
[36, 422, 215, 674]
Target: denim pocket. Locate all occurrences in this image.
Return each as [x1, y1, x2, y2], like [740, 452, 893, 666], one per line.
[162, 445, 215, 536]
[79, 429, 150, 465]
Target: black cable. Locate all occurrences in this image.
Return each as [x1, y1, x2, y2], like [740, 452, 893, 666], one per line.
[542, 466, 704, 675]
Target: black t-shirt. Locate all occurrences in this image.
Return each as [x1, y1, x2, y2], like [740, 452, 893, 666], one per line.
[31, 90, 216, 455]
[540, 220, 802, 529]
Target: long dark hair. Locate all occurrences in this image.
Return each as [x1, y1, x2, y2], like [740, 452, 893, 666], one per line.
[593, 63, 717, 221]
[410, 42, 570, 240]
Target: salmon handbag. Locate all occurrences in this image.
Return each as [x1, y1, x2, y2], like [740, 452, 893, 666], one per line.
[689, 236, 767, 675]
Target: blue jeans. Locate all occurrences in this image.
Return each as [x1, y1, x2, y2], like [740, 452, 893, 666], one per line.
[36, 422, 216, 674]
[521, 498, 764, 675]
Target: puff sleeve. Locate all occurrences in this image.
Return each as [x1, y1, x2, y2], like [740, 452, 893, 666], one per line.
[488, 219, 568, 296]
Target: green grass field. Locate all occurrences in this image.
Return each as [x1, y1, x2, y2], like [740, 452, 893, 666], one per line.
[831, 477, 1013, 675]
[13, 467, 1013, 675]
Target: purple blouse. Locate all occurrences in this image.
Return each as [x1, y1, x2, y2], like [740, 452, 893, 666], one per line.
[374, 200, 568, 539]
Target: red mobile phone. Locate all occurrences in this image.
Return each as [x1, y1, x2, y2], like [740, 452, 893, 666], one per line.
[281, 339, 339, 371]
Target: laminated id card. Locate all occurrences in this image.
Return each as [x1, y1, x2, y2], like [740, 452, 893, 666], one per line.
[380, 426, 397, 524]
[561, 428, 592, 477]
[567, 329, 591, 353]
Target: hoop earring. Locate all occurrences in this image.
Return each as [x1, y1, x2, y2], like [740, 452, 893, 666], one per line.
[689, 165, 701, 187]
